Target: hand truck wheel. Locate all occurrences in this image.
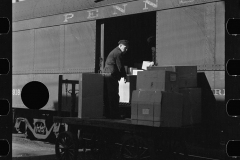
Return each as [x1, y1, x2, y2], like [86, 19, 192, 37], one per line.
[55, 131, 78, 160]
[120, 135, 155, 160]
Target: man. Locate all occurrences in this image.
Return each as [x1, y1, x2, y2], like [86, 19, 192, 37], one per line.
[103, 40, 129, 119]
[147, 36, 157, 66]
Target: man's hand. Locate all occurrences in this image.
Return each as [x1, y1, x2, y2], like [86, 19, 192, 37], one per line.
[124, 76, 127, 83]
[149, 61, 154, 67]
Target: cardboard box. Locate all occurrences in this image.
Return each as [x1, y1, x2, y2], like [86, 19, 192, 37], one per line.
[147, 66, 197, 76]
[178, 76, 197, 89]
[137, 70, 178, 92]
[147, 66, 175, 72]
[152, 91, 162, 121]
[160, 91, 183, 127]
[137, 90, 155, 121]
[175, 66, 197, 88]
[147, 66, 197, 88]
[132, 90, 183, 127]
[78, 73, 104, 118]
[131, 90, 154, 120]
[179, 88, 201, 126]
[79, 95, 104, 118]
[131, 90, 140, 119]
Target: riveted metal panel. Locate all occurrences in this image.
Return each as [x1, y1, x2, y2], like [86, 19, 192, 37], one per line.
[34, 26, 62, 72]
[13, 30, 34, 73]
[156, 2, 217, 66]
[64, 21, 96, 72]
[12, 74, 34, 108]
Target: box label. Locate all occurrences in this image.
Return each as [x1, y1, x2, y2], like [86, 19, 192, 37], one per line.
[170, 74, 177, 81]
[142, 109, 149, 115]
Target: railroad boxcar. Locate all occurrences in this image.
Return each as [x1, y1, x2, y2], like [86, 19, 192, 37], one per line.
[12, 0, 238, 153]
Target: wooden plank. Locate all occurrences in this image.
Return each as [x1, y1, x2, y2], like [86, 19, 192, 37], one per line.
[52, 116, 187, 134]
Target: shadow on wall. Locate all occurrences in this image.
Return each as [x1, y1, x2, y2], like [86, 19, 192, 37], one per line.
[197, 72, 217, 126]
[53, 95, 78, 115]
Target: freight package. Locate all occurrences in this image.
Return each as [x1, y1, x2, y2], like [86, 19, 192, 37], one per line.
[176, 66, 197, 88]
[131, 90, 154, 120]
[137, 90, 155, 121]
[119, 78, 130, 103]
[119, 75, 137, 103]
[131, 90, 140, 120]
[160, 91, 183, 127]
[147, 66, 197, 88]
[78, 73, 104, 118]
[179, 88, 201, 126]
[131, 90, 183, 127]
[137, 70, 178, 92]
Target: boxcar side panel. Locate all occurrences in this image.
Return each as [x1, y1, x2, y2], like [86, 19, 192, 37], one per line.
[156, 2, 224, 68]
[215, 1, 225, 66]
[13, 29, 34, 74]
[34, 26, 62, 72]
[12, 75, 34, 108]
[64, 21, 96, 72]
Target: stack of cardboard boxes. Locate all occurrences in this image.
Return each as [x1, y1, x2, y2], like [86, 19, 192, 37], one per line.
[131, 66, 201, 127]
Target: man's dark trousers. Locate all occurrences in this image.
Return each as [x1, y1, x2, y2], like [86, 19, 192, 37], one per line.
[103, 74, 120, 119]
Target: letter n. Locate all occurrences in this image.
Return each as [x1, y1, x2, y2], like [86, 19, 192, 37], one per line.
[143, 0, 158, 10]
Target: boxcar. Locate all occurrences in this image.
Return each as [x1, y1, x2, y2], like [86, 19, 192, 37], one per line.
[12, 0, 239, 158]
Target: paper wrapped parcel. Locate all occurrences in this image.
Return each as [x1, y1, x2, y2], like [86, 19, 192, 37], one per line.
[119, 77, 130, 103]
[142, 61, 154, 70]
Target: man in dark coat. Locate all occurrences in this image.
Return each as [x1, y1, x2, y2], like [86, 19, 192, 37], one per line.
[103, 40, 129, 119]
[147, 36, 157, 66]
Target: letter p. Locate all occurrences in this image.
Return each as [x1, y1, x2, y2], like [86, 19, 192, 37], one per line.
[64, 13, 74, 23]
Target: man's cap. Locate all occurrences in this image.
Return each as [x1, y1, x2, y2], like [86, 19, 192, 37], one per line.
[118, 40, 129, 46]
[147, 36, 155, 47]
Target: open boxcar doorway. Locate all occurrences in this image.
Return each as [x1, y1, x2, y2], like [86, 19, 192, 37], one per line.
[96, 11, 156, 72]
